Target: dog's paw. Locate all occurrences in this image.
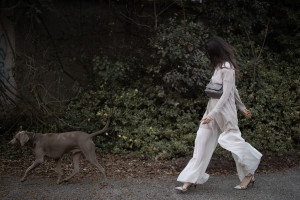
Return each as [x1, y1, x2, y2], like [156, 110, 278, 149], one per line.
[20, 178, 26, 182]
[99, 182, 108, 189]
[62, 178, 69, 183]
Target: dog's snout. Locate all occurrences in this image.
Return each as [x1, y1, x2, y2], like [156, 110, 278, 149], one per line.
[8, 138, 16, 145]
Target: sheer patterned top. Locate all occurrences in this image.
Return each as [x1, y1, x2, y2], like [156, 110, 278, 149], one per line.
[207, 62, 246, 119]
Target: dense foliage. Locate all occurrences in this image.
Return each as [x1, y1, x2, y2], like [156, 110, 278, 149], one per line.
[237, 55, 299, 155]
[59, 17, 299, 158]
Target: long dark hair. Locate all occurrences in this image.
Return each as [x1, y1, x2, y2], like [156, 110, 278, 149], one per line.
[205, 36, 239, 77]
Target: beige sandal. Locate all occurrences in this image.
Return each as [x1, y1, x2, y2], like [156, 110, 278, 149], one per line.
[234, 174, 255, 190]
[175, 183, 197, 192]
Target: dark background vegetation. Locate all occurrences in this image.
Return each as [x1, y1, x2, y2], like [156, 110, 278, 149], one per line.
[0, 0, 299, 159]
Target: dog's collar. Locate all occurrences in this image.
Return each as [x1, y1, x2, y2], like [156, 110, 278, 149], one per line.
[32, 133, 36, 141]
[27, 132, 36, 147]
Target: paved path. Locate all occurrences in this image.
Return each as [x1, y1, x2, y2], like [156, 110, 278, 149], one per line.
[0, 166, 299, 200]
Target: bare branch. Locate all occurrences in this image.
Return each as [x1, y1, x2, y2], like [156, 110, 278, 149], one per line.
[119, 12, 151, 29]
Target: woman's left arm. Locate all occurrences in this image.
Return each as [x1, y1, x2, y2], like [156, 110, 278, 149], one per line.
[234, 86, 252, 117]
[234, 86, 246, 111]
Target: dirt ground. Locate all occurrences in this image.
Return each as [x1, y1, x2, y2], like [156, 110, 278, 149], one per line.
[0, 146, 299, 181]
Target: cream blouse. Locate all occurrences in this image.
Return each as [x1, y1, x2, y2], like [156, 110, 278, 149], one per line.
[200, 62, 247, 133]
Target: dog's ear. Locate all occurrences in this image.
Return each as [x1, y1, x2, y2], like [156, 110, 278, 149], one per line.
[19, 132, 29, 146]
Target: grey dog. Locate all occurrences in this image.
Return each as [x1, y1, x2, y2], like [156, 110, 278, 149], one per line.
[8, 117, 110, 184]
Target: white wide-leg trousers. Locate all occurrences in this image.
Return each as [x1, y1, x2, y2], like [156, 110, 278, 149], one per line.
[177, 127, 262, 184]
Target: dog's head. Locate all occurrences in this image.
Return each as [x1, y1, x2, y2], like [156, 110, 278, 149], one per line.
[8, 131, 30, 147]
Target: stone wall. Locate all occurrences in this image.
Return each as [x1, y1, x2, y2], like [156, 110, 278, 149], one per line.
[0, 17, 16, 105]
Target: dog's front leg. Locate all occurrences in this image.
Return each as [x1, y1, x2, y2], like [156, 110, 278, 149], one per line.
[55, 159, 63, 184]
[21, 157, 44, 182]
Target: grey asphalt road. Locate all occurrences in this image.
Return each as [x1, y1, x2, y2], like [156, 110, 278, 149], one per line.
[0, 166, 299, 200]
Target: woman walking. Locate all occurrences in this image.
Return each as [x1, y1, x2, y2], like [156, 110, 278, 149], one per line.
[175, 36, 262, 191]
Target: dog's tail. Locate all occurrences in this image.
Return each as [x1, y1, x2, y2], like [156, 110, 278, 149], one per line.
[89, 115, 111, 138]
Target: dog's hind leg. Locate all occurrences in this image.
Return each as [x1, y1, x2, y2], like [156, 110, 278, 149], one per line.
[81, 143, 107, 182]
[86, 153, 107, 182]
[55, 158, 63, 184]
[63, 152, 81, 182]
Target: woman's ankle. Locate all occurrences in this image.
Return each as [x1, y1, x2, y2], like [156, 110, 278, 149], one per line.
[183, 182, 192, 189]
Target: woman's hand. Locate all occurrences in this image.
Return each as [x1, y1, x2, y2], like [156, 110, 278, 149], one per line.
[242, 109, 252, 117]
[200, 116, 212, 124]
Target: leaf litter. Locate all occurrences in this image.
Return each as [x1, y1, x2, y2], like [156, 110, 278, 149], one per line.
[0, 147, 299, 181]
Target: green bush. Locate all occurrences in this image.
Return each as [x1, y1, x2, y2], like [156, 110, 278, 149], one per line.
[62, 79, 208, 159]
[149, 19, 211, 95]
[237, 55, 299, 155]
[60, 51, 299, 159]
